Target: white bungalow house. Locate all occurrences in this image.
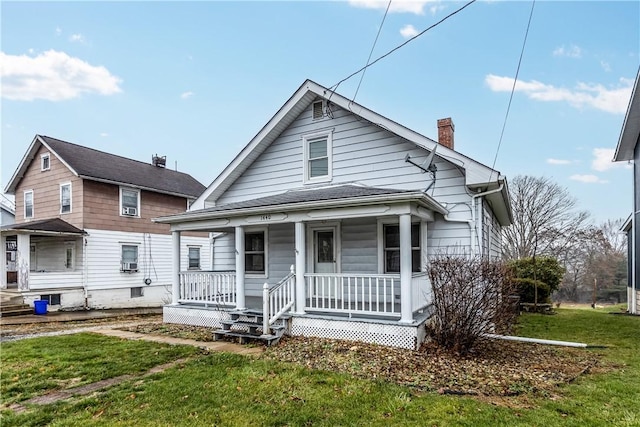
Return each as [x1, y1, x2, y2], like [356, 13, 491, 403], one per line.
[614, 66, 640, 315]
[157, 80, 513, 349]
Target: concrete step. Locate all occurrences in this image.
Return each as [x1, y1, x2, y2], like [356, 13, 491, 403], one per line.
[0, 304, 34, 317]
[0, 291, 24, 306]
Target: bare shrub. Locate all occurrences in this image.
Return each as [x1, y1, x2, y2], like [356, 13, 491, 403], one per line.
[428, 254, 518, 355]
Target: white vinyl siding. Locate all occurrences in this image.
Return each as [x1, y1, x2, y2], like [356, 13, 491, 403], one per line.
[28, 237, 83, 272]
[60, 183, 72, 214]
[341, 218, 377, 274]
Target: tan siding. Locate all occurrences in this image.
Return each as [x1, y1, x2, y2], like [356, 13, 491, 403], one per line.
[13, 145, 83, 227]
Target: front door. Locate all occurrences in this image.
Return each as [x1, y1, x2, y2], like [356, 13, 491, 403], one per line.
[313, 229, 336, 274]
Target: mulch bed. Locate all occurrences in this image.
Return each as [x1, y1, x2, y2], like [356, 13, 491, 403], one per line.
[124, 322, 606, 400]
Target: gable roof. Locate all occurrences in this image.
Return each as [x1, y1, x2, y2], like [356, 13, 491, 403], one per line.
[614, 66, 640, 162]
[5, 135, 206, 198]
[193, 79, 509, 212]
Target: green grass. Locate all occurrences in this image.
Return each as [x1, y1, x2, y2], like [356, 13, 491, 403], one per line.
[1, 310, 639, 426]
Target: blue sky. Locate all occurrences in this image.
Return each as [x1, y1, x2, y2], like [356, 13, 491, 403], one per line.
[1, 1, 638, 223]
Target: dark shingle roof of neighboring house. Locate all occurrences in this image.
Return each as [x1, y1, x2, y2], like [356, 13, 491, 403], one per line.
[1, 218, 86, 235]
[5, 135, 206, 198]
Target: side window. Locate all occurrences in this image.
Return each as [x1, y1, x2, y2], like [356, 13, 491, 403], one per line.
[188, 247, 200, 270]
[121, 245, 139, 272]
[120, 188, 140, 217]
[303, 131, 333, 183]
[24, 190, 34, 219]
[60, 183, 72, 214]
[245, 231, 266, 274]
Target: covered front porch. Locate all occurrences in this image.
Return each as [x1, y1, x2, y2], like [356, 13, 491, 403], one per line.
[159, 186, 448, 349]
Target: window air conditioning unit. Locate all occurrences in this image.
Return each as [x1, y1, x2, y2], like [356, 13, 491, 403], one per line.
[122, 207, 137, 216]
[122, 262, 138, 271]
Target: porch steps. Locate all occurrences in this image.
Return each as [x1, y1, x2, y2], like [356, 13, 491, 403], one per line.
[0, 304, 33, 317]
[213, 309, 289, 347]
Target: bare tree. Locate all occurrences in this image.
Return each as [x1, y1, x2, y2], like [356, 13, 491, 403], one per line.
[502, 175, 590, 260]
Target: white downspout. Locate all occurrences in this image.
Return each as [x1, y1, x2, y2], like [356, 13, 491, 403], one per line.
[444, 183, 504, 256]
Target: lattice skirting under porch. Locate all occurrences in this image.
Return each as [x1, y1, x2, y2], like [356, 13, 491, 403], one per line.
[164, 305, 231, 329]
[290, 316, 428, 350]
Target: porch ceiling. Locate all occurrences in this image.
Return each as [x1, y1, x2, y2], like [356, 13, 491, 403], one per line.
[155, 184, 447, 225]
[0, 218, 86, 236]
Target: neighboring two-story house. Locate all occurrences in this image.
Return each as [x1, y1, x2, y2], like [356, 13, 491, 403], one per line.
[156, 80, 513, 349]
[1, 135, 209, 310]
[614, 67, 640, 315]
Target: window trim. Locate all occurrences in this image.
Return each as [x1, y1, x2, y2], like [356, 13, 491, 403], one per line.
[60, 182, 72, 214]
[119, 187, 140, 218]
[187, 246, 201, 270]
[24, 190, 34, 219]
[302, 130, 333, 184]
[244, 227, 268, 278]
[40, 153, 50, 171]
[377, 219, 423, 274]
[120, 243, 139, 272]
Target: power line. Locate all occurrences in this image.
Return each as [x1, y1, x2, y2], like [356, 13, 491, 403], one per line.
[351, 0, 393, 104]
[327, 0, 477, 99]
[489, 0, 536, 181]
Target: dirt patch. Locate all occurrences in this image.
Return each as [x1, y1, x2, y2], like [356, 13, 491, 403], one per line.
[122, 322, 606, 405]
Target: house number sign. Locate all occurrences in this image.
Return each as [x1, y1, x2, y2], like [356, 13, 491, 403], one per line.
[245, 213, 287, 223]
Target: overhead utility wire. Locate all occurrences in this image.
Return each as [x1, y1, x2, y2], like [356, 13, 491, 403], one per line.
[327, 0, 477, 100]
[351, 0, 393, 104]
[489, 0, 536, 181]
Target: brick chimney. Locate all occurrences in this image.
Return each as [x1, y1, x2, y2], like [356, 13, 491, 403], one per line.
[437, 118, 455, 150]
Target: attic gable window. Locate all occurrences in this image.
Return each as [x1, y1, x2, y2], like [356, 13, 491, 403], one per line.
[41, 153, 50, 171]
[120, 188, 140, 217]
[303, 131, 333, 183]
[312, 101, 325, 120]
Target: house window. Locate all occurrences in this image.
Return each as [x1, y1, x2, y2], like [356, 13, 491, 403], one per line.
[131, 287, 144, 298]
[303, 131, 332, 183]
[245, 231, 266, 274]
[121, 245, 139, 272]
[41, 153, 50, 171]
[120, 188, 140, 217]
[24, 190, 34, 219]
[60, 183, 71, 214]
[188, 247, 200, 270]
[383, 223, 421, 273]
[312, 100, 325, 120]
[65, 243, 75, 269]
[40, 294, 61, 305]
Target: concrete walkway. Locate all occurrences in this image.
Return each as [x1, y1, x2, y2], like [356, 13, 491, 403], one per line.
[0, 307, 163, 326]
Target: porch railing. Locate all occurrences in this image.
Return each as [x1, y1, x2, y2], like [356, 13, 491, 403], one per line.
[305, 273, 401, 318]
[411, 272, 432, 312]
[263, 265, 295, 335]
[178, 270, 236, 306]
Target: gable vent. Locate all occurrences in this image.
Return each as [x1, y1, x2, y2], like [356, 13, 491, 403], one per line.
[312, 101, 324, 120]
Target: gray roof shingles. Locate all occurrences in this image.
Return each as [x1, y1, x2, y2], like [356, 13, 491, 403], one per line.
[41, 136, 206, 198]
[1, 218, 86, 234]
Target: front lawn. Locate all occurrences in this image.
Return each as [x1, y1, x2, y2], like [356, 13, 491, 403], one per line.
[1, 308, 638, 426]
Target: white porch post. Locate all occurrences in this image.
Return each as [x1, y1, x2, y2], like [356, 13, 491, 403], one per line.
[0, 234, 6, 289]
[171, 231, 181, 305]
[16, 233, 30, 291]
[294, 221, 306, 314]
[235, 226, 246, 310]
[399, 213, 413, 323]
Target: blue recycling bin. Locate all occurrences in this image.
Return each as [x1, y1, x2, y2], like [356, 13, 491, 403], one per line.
[34, 300, 48, 315]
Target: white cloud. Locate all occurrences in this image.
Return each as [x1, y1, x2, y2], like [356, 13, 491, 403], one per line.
[553, 44, 583, 58]
[100, 132, 108, 137]
[569, 174, 608, 184]
[400, 24, 419, 39]
[592, 147, 632, 172]
[180, 91, 194, 99]
[600, 61, 611, 72]
[0, 50, 123, 101]
[69, 33, 86, 44]
[485, 74, 634, 114]
[546, 158, 572, 165]
[55, 27, 62, 36]
[348, 0, 442, 15]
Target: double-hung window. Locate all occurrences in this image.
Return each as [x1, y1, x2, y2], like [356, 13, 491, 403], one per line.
[120, 188, 140, 217]
[188, 247, 201, 270]
[60, 183, 71, 214]
[121, 245, 139, 272]
[303, 131, 332, 183]
[24, 190, 34, 219]
[245, 231, 266, 274]
[383, 223, 421, 273]
[41, 153, 50, 171]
